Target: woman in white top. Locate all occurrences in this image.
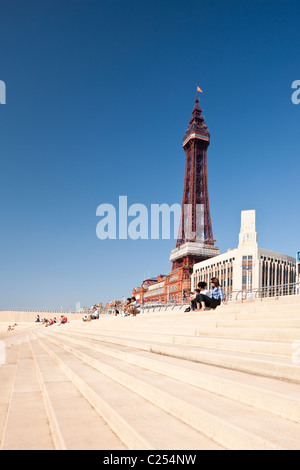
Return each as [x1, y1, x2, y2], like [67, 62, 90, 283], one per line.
[198, 281, 209, 296]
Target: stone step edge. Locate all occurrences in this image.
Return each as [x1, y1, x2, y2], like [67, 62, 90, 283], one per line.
[61, 328, 292, 358]
[45, 330, 300, 424]
[96, 317, 300, 328]
[28, 335, 67, 450]
[195, 327, 300, 341]
[150, 343, 300, 384]
[32, 334, 153, 451]
[64, 322, 300, 341]
[0, 325, 42, 341]
[0, 345, 21, 450]
[51, 328, 300, 384]
[44, 333, 289, 450]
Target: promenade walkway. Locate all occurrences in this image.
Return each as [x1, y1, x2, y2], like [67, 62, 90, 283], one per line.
[0, 296, 300, 450]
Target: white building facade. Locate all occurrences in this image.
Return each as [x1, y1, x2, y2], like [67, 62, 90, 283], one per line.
[192, 210, 296, 299]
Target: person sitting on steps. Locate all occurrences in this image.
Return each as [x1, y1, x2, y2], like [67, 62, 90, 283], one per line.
[197, 281, 209, 296]
[185, 290, 199, 312]
[122, 298, 132, 317]
[127, 297, 141, 316]
[196, 277, 225, 311]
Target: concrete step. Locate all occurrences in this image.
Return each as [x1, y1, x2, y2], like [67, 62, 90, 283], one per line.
[142, 307, 300, 317]
[226, 308, 300, 317]
[29, 337, 126, 450]
[123, 310, 300, 323]
[61, 327, 293, 358]
[38, 330, 300, 450]
[195, 327, 300, 341]
[85, 309, 300, 326]
[214, 318, 300, 328]
[149, 343, 300, 383]
[32, 332, 222, 450]
[95, 322, 300, 342]
[0, 323, 42, 340]
[1, 298, 300, 450]
[0, 341, 20, 447]
[102, 304, 300, 319]
[141, 302, 300, 318]
[64, 316, 300, 343]
[46, 329, 300, 424]
[134, 316, 300, 329]
[219, 303, 300, 313]
[51, 325, 300, 383]
[0, 338, 54, 450]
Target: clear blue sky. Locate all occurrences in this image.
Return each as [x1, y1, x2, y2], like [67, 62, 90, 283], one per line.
[0, 0, 299, 309]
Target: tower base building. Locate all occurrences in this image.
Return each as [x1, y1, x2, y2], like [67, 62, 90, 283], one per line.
[192, 210, 296, 299]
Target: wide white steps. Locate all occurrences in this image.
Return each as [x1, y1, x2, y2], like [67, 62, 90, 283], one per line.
[1, 298, 300, 450]
[45, 328, 300, 423]
[30, 338, 126, 450]
[0, 340, 54, 450]
[37, 329, 300, 450]
[31, 332, 222, 450]
[55, 325, 300, 383]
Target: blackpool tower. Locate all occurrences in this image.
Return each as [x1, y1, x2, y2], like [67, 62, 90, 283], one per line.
[170, 95, 220, 272]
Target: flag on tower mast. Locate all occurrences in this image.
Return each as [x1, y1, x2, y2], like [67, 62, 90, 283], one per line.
[197, 86, 203, 93]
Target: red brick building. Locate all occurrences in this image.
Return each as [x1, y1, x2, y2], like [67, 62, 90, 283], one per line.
[132, 270, 191, 304]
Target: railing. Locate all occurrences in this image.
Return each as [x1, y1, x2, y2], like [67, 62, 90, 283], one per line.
[0, 307, 99, 315]
[101, 300, 191, 315]
[225, 282, 300, 303]
[1, 282, 299, 315]
[138, 281, 300, 312]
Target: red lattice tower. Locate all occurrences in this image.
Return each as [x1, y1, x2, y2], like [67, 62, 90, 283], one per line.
[170, 95, 219, 271]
